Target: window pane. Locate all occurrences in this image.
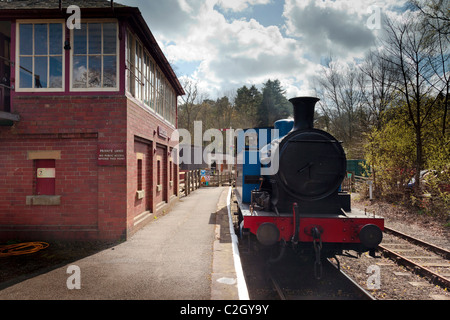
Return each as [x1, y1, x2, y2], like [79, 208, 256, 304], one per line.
[49, 56, 63, 88]
[71, 22, 120, 91]
[88, 55, 101, 88]
[150, 59, 155, 81]
[19, 57, 33, 88]
[34, 56, 48, 88]
[103, 55, 116, 88]
[34, 24, 48, 55]
[88, 23, 101, 55]
[135, 43, 142, 99]
[74, 24, 87, 54]
[73, 55, 87, 88]
[144, 55, 149, 104]
[127, 32, 135, 96]
[49, 23, 62, 55]
[103, 23, 117, 54]
[20, 24, 33, 55]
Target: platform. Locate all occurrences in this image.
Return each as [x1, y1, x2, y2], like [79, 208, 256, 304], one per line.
[0, 187, 245, 300]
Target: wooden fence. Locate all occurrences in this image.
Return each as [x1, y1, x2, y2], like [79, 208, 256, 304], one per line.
[179, 170, 234, 196]
[205, 172, 234, 187]
[179, 170, 201, 196]
[341, 172, 374, 199]
[341, 172, 354, 192]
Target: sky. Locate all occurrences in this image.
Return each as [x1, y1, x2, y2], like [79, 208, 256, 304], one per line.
[119, 0, 410, 101]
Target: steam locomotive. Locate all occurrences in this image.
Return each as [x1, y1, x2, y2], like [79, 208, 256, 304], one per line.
[235, 97, 384, 276]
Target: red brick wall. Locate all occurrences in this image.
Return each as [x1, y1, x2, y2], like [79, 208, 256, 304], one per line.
[0, 95, 180, 241]
[131, 140, 152, 216]
[125, 98, 179, 237]
[0, 95, 128, 241]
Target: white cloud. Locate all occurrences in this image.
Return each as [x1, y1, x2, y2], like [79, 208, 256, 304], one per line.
[283, 0, 379, 62]
[120, 0, 410, 99]
[178, 0, 194, 13]
[151, 1, 313, 98]
[216, 0, 272, 12]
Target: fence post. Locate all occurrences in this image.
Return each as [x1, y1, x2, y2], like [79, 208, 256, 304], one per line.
[194, 170, 198, 190]
[193, 170, 196, 191]
[197, 170, 200, 189]
[187, 171, 191, 195]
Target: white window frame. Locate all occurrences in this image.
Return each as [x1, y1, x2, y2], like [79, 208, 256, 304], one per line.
[70, 19, 120, 92]
[126, 29, 135, 96]
[125, 29, 177, 127]
[15, 19, 65, 93]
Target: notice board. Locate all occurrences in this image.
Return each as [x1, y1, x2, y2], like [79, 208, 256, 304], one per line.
[97, 144, 126, 166]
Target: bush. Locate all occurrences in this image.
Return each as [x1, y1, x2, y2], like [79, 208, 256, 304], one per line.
[364, 101, 449, 221]
[364, 113, 415, 201]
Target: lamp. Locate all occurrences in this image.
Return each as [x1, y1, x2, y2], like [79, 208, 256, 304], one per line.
[64, 40, 71, 50]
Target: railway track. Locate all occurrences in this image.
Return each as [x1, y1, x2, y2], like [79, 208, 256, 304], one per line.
[268, 258, 375, 300]
[235, 201, 450, 300]
[238, 236, 377, 300]
[378, 227, 450, 291]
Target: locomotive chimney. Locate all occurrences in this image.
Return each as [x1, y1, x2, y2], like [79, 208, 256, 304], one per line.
[289, 97, 320, 131]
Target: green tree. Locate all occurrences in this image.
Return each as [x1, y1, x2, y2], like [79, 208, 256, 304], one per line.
[234, 85, 262, 128]
[214, 96, 234, 130]
[258, 79, 291, 127]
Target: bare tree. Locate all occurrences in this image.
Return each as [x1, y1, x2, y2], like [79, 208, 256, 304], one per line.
[411, 0, 450, 136]
[380, 14, 444, 194]
[314, 60, 366, 157]
[409, 0, 450, 36]
[359, 49, 398, 130]
[178, 78, 208, 137]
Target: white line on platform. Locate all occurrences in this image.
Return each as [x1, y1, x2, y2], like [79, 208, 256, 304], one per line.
[226, 187, 250, 300]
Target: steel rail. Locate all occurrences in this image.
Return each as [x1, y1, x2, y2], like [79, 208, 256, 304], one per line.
[269, 274, 287, 300]
[268, 259, 376, 300]
[384, 226, 450, 259]
[378, 245, 450, 291]
[326, 258, 376, 301]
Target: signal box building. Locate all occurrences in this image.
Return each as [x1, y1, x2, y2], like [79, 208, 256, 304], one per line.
[0, 1, 185, 241]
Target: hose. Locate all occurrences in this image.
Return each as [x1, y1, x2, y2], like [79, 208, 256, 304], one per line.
[0, 242, 49, 257]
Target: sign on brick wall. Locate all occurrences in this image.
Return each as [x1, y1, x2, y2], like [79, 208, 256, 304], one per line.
[97, 144, 126, 166]
[157, 126, 168, 139]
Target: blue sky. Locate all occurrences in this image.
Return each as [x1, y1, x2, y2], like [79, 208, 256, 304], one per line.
[214, 1, 285, 28]
[119, 0, 408, 100]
